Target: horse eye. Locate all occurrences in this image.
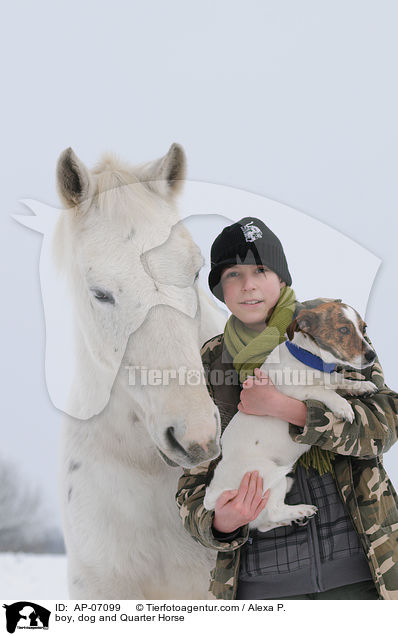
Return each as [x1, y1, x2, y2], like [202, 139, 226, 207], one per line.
[339, 326, 349, 334]
[194, 270, 200, 282]
[90, 287, 115, 305]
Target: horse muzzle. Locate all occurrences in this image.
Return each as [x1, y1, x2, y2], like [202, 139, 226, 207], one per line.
[158, 426, 221, 468]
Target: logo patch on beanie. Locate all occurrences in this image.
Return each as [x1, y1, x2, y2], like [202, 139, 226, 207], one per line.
[241, 221, 263, 242]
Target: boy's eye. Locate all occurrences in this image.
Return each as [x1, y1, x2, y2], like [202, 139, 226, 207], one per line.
[224, 270, 238, 279]
[257, 267, 268, 274]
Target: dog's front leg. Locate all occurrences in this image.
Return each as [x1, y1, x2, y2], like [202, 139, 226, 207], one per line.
[328, 372, 377, 396]
[296, 386, 355, 422]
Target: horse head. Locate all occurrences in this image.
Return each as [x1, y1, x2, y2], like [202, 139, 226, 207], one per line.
[54, 144, 221, 467]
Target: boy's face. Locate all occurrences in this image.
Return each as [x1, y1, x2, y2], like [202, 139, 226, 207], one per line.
[221, 264, 286, 332]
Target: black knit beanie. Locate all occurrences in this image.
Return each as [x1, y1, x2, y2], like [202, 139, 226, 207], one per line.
[208, 217, 292, 302]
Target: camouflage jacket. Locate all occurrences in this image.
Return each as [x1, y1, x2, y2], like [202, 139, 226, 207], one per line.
[176, 302, 398, 600]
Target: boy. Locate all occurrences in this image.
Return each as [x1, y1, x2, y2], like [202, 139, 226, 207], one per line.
[176, 217, 398, 600]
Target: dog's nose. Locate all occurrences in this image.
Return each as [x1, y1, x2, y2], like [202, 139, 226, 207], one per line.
[365, 350, 376, 362]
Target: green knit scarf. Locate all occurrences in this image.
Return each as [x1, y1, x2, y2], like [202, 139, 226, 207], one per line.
[223, 286, 334, 475]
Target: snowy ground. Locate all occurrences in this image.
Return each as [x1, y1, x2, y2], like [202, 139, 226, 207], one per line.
[0, 552, 68, 599]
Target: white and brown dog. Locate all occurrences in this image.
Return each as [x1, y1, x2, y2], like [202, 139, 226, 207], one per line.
[203, 301, 377, 532]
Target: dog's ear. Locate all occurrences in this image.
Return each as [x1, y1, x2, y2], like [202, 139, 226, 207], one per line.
[287, 310, 320, 340]
[286, 318, 298, 341]
[296, 310, 319, 334]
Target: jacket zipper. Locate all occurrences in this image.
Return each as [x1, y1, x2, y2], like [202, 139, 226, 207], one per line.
[296, 466, 324, 593]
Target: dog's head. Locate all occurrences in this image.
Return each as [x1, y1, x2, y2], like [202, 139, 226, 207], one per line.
[286, 301, 376, 369]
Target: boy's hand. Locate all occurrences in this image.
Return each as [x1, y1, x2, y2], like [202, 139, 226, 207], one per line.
[238, 368, 280, 416]
[238, 367, 307, 427]
[212, 471, 270, 534]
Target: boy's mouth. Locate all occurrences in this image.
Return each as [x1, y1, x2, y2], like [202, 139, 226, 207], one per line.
[240, 299, 263, 305]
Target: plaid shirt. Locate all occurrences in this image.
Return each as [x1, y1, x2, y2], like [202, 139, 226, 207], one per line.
[237, 465, 372, 598]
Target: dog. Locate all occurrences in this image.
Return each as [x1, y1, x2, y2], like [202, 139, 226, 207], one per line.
[203, 301, 377, 532]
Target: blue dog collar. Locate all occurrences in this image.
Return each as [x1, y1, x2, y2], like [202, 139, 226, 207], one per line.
[285, 340, 336, 373]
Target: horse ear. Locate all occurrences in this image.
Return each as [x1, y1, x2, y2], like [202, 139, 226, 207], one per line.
[141, 143, 186, 198]
[56, 148, 92, 208]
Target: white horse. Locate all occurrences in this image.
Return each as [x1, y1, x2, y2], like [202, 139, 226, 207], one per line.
[54, 144, 223, 599]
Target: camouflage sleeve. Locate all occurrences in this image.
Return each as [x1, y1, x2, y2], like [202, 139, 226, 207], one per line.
[200, 334, 221, 402]
[175, 463, 249, 551]
[289, 340, 398, 458]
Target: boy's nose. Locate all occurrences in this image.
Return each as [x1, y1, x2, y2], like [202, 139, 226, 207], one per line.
[242, 274, 256, 290]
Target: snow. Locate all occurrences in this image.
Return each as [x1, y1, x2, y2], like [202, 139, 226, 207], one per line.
[0, 553, 68, 599]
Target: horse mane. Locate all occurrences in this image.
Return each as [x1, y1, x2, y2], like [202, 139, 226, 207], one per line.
[91, 153, 140, 212]
[53, 152, 178, 272]
[93, 153, 140, 191]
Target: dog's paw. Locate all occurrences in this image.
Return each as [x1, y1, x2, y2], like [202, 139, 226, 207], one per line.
[295, 505, 318, 523]
[333, 401, 355, 422]
[355, 381, 378, 396]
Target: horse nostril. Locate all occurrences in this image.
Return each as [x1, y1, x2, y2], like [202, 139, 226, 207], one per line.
[166, 426, 176, 446]
[165, 426, 187, 456]
[365, 350, 376, 362]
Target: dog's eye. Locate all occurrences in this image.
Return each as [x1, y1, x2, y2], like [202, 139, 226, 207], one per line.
[339, 326, 350, 334]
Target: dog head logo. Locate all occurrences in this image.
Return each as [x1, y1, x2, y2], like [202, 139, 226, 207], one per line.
[241, 220, 263, 242]
[13, 149, 380, 420]
[2, 603, 51, 633]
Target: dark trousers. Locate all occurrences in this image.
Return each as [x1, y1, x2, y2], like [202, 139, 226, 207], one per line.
[273, 580, 379, 600]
